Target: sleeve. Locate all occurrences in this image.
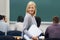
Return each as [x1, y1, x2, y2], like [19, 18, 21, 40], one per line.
[5, 23, 9, 36]
[45, 27, 49, 39]
[23, 16, 32, 38]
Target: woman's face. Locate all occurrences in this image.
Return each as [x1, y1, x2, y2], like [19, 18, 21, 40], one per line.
[4, 17, 7, 23]
[27, 4, 35, 15]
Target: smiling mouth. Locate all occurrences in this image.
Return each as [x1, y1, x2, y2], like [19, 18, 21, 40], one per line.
[30, 10, 34, 12]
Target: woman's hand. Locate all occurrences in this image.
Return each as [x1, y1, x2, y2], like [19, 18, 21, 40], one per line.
[32, 36, 38, 40]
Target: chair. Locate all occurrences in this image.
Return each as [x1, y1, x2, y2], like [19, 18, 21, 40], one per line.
[0, 36, 16, 40]
[7, 31, 22, 36]
[0, 31, 5, 36]
[17, 16, 24, 22]
[45, 38, 60, 40]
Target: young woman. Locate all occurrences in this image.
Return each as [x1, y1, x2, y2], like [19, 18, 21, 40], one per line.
[23, 1, 38, 40]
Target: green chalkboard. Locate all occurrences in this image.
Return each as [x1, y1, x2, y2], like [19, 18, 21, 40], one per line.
[10, 0, 60, 21]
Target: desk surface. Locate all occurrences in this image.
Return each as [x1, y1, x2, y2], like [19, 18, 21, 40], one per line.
[13, 36, 22, 40]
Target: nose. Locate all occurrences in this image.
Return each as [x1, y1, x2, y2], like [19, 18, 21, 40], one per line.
[29, 8, 34, 11]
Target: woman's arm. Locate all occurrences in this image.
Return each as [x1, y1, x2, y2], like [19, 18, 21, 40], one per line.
[23, 15, 32, 38]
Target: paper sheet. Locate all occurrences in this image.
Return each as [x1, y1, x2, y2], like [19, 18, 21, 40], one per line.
[24, 24, 42, 40]
[28, 24, 42, 36]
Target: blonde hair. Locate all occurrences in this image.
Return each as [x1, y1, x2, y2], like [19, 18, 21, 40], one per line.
[26, 1, 36, 16]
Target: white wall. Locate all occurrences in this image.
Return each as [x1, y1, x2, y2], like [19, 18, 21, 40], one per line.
[40, 24, 50, 34]
[0, 0, 6, 15]
[0, 0, 9, 23]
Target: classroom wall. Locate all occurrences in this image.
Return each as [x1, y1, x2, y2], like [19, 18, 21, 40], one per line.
[0, 0, 9, 23]
[0, 0, 6, 15]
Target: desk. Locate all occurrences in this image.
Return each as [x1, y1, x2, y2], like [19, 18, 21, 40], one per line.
[13, 36, 45, 40]
[13, 36, 22, 40]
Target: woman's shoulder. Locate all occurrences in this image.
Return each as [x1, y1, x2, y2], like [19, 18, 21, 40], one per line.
[24, 13, 32, 19]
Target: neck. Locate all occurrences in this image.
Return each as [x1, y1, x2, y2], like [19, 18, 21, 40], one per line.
[27, 12, 34, 16]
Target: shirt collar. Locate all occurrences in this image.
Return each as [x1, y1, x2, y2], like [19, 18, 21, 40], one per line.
[52, 23, 59, 26]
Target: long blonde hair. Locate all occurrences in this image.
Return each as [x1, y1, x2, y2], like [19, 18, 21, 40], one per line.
[26, 1, 36, 16]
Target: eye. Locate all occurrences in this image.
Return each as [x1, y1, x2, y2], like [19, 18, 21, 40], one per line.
[28, 7, 31, 9]
[32, 7, 34, 9]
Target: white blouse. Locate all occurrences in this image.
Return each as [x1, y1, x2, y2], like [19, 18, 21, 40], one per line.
[23, 13, 37, 38]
